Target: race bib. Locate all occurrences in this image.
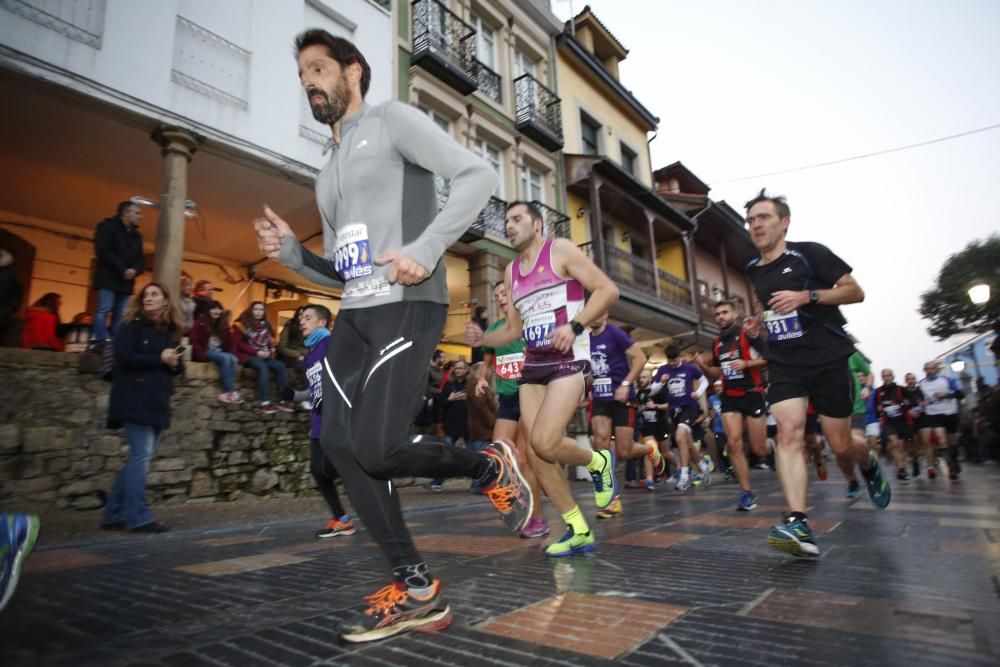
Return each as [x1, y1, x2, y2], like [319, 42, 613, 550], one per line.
[334, 223, 374, 281]
[721, 360, 744, 381]
[667, 376, 687, 398]
[305, 361, 323, 406]
[593, 377, 613, 399]
[523, 313, 555, 350]
[763, 310, 804, 342]
[642, 410, 658, 422]
[885, 404, 902, 419]
[495, 352, 524, 381]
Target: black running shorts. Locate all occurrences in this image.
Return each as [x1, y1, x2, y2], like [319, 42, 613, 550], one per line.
[591, 399, 636, 428]
[720, 391, 767, 418]
[882, 417, 912, 440]
[927, 413, 959, 434]
[767, 358, 854, 419]
[497, 393, 520, 422]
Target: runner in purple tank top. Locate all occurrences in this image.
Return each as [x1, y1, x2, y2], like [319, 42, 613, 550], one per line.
[467, 201, 620, 559]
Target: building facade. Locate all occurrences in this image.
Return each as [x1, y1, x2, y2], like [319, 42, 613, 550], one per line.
[0, 0, 392, 332]
[389, 0, 569, 352]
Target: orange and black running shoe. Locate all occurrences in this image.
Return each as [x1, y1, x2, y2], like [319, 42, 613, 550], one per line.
[481, 439, 533, 534]
[339, 580, 451, 643]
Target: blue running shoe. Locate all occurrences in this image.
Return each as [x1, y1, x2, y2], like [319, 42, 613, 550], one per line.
[1, 513, 41, 613]
[736, 491, 757, 512]
[846, 480, 861, 499]
[544, 528, 596, 558]
[767, 517, 819, 557]
[588, 450, 618, 509]
[862, 452, 892, 509]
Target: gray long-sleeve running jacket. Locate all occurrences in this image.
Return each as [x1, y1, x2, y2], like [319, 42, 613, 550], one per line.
[277, 101, 497, 309]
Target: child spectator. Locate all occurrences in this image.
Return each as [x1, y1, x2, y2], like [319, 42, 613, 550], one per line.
[21, 292, 63, 351]
[300, 304, 354, 538]
[233, 301, 293, 414]
[189, 300, 243, 404]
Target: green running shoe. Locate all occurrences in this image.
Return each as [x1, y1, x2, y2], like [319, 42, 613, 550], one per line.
[767, 518, 819, 558]
[544, 528, 596, 558]
[588, 450, 618, 509]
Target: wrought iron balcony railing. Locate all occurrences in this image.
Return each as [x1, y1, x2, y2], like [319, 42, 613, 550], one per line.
[580, 240, 694, 309]
[532, 201, 571, 240]
[471, 59, 502, 104]
[514, 73, 563, 149]
[472, 195, 508, 241]
[411, 0, 477, 94]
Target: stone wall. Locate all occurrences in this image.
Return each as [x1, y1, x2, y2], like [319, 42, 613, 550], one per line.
[0, 348, 315, 510]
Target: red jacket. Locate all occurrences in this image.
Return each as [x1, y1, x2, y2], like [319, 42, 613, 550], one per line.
[229, 324, 260, 364]
[188, 316, 239, 362]
[22, 308, 63, 351]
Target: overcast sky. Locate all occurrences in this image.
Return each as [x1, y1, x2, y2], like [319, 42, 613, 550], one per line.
[552, 0, 1000, 377]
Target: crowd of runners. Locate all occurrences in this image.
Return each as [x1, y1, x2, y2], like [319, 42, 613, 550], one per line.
[0, 29, 991, 647]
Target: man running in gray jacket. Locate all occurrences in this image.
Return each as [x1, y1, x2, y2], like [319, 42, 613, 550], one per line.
[254, 30, 530, 643]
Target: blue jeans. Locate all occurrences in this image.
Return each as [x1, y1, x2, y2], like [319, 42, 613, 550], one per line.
[93, 289, 131, 341]
[102, 423, 161, 529]
[206, 350, 238, 392]
[244, 356, 287, 403]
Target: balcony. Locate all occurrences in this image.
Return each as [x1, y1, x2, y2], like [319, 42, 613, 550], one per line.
[581, 240, 693, 311]
[471, 59, 502, 104]
[533, 201, 570, 240]
[514, 73, 563, 151]
[464, 195, 508, 243]
[411, 0, 477, 95]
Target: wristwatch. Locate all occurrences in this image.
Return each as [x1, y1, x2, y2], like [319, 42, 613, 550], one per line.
[569, 320, 585, 336]
[620, 380, 632, 387]
[809, 290, 820, 305]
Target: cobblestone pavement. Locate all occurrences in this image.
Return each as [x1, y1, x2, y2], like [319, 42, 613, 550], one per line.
[2, 464, 999, 666]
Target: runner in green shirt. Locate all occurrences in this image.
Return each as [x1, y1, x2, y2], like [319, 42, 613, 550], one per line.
[476, 281, 549, 538]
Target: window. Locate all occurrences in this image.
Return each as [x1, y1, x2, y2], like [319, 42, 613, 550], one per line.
[474, 138, 504, 198]
[620, 143, 637, 176]
[421, 108, 452, 209]
[473, 16, 496, 69]
[514, 50, 537, 79]
[581, 113, 600, 156]
[520, 166, 544, 204]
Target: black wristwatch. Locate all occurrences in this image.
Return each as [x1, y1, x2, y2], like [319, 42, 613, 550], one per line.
[569, 320, 585, 336]
[809, 290, 820, 305]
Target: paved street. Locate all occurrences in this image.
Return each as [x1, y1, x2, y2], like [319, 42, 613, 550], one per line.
[3, 465, 1000, 666]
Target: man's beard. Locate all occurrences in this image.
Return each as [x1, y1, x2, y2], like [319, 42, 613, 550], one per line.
[309, 76, 349, 125]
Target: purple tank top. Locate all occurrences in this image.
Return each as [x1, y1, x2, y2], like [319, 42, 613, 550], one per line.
[511, 239, 589, 365]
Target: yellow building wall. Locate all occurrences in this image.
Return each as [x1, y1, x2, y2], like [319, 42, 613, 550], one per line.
[656, 241, 687, 280]
[566, 192, 591, 246]
[557, 51, 653, 187]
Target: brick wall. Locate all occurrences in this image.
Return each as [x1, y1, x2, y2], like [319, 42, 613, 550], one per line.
[0, 348, 315, 510]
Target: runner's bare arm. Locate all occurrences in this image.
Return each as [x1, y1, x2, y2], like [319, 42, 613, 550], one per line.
[551, 238, 619, 326]
[615, 342, 647, 402]
[477, 266, 522, 349]
[693, 353, 722, 381]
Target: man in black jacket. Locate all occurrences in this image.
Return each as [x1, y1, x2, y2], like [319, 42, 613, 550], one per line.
[93, 201, 145, 341]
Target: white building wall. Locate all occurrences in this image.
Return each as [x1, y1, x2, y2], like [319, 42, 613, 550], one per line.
[0, 0, 391, 173]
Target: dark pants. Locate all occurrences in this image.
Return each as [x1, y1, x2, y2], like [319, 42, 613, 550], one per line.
[318, 302, 486, 570]
[310, 438, 346, 518]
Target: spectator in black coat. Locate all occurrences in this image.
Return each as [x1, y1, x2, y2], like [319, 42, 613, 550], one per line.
[0, 248, 23, 346]
[93, 201, 145, 341]
[101, 281, 184, 534]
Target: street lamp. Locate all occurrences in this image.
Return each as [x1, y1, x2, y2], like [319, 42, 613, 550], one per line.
[968, 283, 990, 305]
[950, 359, 965, 373]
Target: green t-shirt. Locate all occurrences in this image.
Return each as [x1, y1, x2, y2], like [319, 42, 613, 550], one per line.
[485, 319, 525, 397]
[848, 351, 871, 415]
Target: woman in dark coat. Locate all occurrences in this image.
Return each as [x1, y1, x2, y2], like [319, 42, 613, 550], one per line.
[100, 281, 184, 533]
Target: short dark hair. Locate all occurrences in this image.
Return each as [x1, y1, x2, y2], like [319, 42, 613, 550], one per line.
[116, 201, 138, 217]
[493, 280, 505, 290]
[294, 29, 371, 98]
[744, 188, 790, 219]
[665, 344, 680, 360]
[303, 303, 332, 325]
[714, 299, 736, 310]
[506, 200, 545, 228]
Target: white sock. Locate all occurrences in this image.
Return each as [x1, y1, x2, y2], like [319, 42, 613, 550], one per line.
[680, 467, 689, 480]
